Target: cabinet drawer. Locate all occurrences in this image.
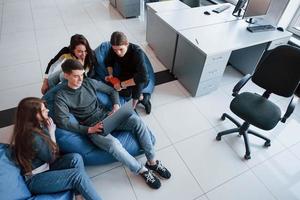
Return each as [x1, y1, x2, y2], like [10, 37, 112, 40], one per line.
[196, 77, 222, 96]
[268, 37, 290, 50]
[205, 52, 230, 67]
[201, 63, 226, 82]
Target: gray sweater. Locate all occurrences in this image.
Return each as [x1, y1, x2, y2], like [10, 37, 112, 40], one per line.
[54, 78, 120, 134]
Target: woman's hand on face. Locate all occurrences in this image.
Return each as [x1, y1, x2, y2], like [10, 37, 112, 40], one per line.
[46, 117, 56, 133]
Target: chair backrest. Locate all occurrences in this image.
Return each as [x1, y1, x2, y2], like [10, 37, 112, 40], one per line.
[252, 45, 300, 97]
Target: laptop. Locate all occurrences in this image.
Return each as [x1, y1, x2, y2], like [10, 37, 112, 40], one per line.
[101, 100, 134, 136]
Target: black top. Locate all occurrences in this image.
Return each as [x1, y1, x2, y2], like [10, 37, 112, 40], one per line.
[105, 43, 149, 84]
[45, 47, 69, 74]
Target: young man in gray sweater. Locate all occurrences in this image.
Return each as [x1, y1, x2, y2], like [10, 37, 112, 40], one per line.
[54, 59, 171, 189]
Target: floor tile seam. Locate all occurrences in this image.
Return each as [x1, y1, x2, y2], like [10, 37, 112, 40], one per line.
[123, 165, 139, 200]
[0, 59, 41, 71]
[0, 3, 5, 43]
[53, 0, 70, 36]
[212, 124, 245, 160]
[152, 89, 195, 110]
[148, 110, 174, 146]
[170, 126, 217, 146]
[28, 0, 45, 83]
[150, 93, 190, 111]
[287, 140, 300, 161]
[172, 144, 206, 196]
[86, 145, 174, 179]
[192, 193, 209, 200]
[81, 0, 104, 32]
[200, 167, 252, 195]
[246, 147, 288, 171]
[0, 79, 42, 93]
[89, 163, 123, 179]
[249, 164, 280, 200]
[276, 132, 300, 149]
[190, 96, 222, 129]
[218, 126, 289, 168]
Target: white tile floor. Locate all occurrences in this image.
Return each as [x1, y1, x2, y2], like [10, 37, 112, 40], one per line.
[0, 0, 300, 199]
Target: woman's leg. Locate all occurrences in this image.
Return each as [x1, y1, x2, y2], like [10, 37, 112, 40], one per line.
[26, 153, 101, 200]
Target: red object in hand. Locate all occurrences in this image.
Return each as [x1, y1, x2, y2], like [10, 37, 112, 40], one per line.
[107, 77, 120, 86]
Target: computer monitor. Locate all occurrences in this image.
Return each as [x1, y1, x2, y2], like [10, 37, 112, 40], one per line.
[232, 0, 247, 17]
[243, 0, 271, 24]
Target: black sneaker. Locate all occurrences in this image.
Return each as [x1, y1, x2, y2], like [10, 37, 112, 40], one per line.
[145, 160, 171, 179]
[140, 170, 161, 189]
[140, 94, 152, 114]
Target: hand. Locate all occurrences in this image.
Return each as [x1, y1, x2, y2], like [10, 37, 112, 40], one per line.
[113, 83, 122, 91]
[105, 75, 113, 82]
[108, 104, 120, 115]
[46, 118, 56, 142]
[46, 117, 56, 133]
[41, 79, 49, 95]
[88, 122, 104, 134]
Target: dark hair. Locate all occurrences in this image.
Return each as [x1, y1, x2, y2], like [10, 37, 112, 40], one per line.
[110, 31, 128, 46]
[11, 97, 58, 173]
[61, 59, 84, 74]
[69, 34, 96, 73]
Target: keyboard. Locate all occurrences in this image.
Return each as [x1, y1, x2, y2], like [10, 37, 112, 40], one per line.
[212, 5, 231, 13]
[247, 25, 276, 33]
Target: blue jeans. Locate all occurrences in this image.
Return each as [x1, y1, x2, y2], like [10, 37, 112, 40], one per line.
[89, 114, 155, 174]
[26, 153, 102, 200]
[48, 70, 64, 88]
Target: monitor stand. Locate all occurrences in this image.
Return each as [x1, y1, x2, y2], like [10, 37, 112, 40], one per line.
[245, 18, 256, 24]
[232, 9, 243, 17]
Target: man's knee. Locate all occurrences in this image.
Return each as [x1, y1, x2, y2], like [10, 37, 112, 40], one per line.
[69, 153, 84, 168]
[107, 138, 123, 154]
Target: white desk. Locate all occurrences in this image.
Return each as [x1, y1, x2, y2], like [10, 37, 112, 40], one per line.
[173, 20, 292, 96]
[146, 1, 190, 70]
[147, 3, 236, 71]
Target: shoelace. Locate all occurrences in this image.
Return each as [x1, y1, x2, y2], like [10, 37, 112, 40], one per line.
[156, 161, 166, 172]
[144, 171, 155, 183]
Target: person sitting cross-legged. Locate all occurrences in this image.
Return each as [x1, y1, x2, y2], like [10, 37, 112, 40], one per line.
[54, 59, 171, 189]
[105, 31, 153, 114]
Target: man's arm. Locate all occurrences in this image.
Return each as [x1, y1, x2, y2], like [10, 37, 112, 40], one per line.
[132, 50, 149, 84]
[54, 94, 89, 134]
[90, 79, 120, 106]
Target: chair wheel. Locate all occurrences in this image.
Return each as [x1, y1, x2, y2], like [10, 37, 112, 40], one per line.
[264, 141, 271, 147]
[221, 114, 226, 120]
[244, 154, 251, 160]
[216, 135, 221, 141]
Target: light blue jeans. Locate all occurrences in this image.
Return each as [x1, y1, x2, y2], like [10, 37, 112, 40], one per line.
[89, 114, 155, 174]
[26, 153, 102, 200]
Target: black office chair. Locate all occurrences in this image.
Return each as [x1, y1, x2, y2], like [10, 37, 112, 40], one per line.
[216, 45, 300, 159]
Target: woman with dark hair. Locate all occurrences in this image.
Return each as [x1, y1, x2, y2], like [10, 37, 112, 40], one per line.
[11, 97, 102, 200]
[41, 34, 97, 94]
